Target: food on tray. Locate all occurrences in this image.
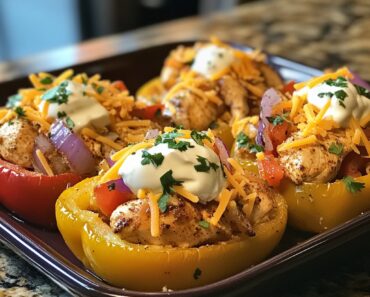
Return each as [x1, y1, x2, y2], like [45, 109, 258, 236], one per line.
[0, 70, 158, 227]
[137, 37, 283, 133]
[56, 128, 287, 290]
[235, 67, 370, 232]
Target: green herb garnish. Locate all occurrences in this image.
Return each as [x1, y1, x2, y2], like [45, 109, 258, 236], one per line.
[355, 84, 370, 99]
[236, 132, 263, 153]
[190, 130, 211, 146]
[155, 130, 194, 152]
[40, 76, 53, 85]
[14, 106, 25, 117]
[96, 86, 104, 94]
[141, 151, 164, 167]
[57, 111, 67, 119]
[6, 94, 22, 108]
[198, 220, 210, 229]
[8, 121, 14, 126]
[194, 155, 219, 172]
[42, 81, 71, 105]
[66, 117, 75, 129]
[318, 92, 334, 98]
[325, 76, 347, 88]
[158, 170, 184, 211]
[334, 90, 347, 107]
[328, 143, 344, 155]
[266, 112, 289, 126]
[193, 268, 202, 280]
[343, 176, 365, 193]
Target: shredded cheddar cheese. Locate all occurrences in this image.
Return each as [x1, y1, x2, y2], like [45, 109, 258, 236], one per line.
[148, 192, 161, 237]
[350, 117, 370, 156]
[242, 192, 257, 218]
[173, 186, 199, 203]
[278, 135, 317, 152]
[210, 188, 232, 226]
[302, 99, 331, 137]
[82, 127, 122, 151]
[224, 167, 248, 200]
[35, 149, 54, 176]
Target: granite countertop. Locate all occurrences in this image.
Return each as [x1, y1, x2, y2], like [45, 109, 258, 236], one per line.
[0, 0, 370, 296]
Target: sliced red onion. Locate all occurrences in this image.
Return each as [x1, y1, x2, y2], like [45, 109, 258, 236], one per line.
[350, 71, 370, 90]
[49, 120, 96, 176]
[258, 88, 281, 151]
[145, 129, 159, 140]
[214, 137, 231, 171]
[106, 157, 115, 167]
[108, 178, 133, 194]
[33, 134, 54, 174]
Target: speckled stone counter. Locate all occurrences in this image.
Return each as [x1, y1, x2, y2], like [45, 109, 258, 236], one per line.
[0, 0, 370, 296]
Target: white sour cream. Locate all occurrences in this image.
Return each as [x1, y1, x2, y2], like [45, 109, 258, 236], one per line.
[294, 79, 370, 127]
[191, 45, 234, 79]
[119, 139, 226, 203]
[39, 81, 110, 132]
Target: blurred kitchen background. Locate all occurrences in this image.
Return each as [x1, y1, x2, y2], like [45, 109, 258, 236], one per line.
[0, 0, 245, 62]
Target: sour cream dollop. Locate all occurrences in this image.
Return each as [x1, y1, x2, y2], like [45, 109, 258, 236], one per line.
[191, 45, 234, 79]
[39, 80, 111, 132]
[119, 139, 226, 203]
[294, 78, 370, 127]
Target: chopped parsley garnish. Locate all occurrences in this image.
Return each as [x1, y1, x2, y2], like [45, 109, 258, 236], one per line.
[318, 90, 347, 108]
[343, 176, 365, 193]
[325, 76, 347, 88]
[158, 193, 170, 213]
[8, 121, 14, 126]
[194, 155, 219, 172]
[236, 132, 263, 153]
[158, 170, 184, 212]
[141, 151, 164, 167]
[108, 182, 116, 191]
[193, 268, 202, 280]
[14, 106, 25, 117]
[155, 130, 194, 152]
[355, 84, 370, 99]
[191, 130, 211, 146]
[96, 86, 104, 94]
[57, 111, 67, 119]
[198, 220, 210, 229]
[42, 81, 71, 105]
[318, 92, 334, 98]
[66, 117, 75, 129]
[6, 94, 22, 108]
[40, 76, 53, 85]
[328, 143, 343, 155]
[266, 112, 289, 126]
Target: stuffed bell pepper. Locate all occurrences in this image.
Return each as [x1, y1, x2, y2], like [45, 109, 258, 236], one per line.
[235, 67, 370, 233]
[0, 70, 157, 227]
[56, 127, 287, 291]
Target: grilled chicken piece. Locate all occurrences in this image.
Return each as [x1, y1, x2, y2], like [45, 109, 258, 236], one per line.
[0, 119, 37, 168]
[278, 131, 352, 184]
[163, 89, 221, 131]
[219, 75, 249, 120]
[258, 63, 284, 88]
[110, 172, 277, 247]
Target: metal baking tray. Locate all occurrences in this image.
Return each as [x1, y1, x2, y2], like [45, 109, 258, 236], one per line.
[0, 41, 369, 297]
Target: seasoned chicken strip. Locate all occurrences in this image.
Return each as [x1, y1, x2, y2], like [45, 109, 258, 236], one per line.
[218, 75, 249, 119]
[0, 119, 37, 168]
[278, 131, 352, 184]
[163, 89, 220, 131]
[110, 172, 277, 247]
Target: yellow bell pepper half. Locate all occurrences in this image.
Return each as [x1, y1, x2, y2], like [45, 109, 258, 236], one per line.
[56, 177, 287, 291]
[280, 174, 370, 233]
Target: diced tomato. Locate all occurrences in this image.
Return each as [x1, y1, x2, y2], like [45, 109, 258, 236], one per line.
[281, 80, 295, 94]
[94, 180, 134, 217]
[267, 121, 290, 151]
[258, 153, 285, 187]
[0, 159, 81, 228]
[112, 80, 127, 91]
[132, 104, 164, 120]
